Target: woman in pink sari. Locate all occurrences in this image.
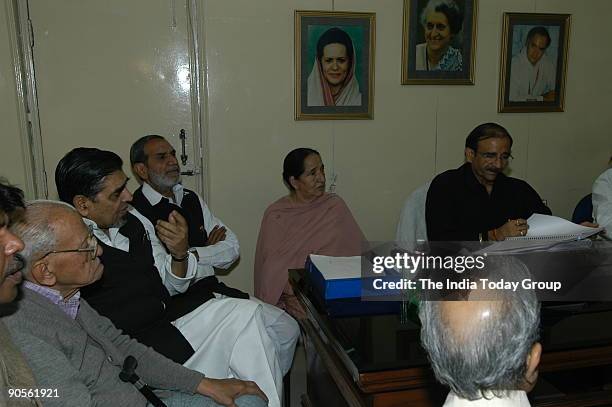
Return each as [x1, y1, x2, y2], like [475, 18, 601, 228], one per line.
[254, 148, 365, 318]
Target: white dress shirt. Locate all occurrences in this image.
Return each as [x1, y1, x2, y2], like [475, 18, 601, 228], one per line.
[593, 167, 612, 238]
[509, 48, 556, 102]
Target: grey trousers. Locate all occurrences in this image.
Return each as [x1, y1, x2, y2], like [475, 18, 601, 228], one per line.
[150, 392, 268, 407]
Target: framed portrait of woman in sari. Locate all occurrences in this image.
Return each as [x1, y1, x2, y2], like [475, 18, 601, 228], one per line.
[401, 0, 478, 84]
[295, 11, 375, 120]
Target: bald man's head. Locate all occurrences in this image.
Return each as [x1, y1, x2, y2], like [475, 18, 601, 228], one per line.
[419, 256, 541, 401]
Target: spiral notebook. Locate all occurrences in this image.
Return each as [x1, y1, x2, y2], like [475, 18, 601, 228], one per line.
[507, 214, 603, 241]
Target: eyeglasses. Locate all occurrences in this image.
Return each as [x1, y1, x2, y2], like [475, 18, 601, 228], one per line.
[40, 229, 98, 261]
[477, 152, 514, 162]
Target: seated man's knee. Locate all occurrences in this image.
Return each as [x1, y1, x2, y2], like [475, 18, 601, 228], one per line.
[235, 394, 269, 407]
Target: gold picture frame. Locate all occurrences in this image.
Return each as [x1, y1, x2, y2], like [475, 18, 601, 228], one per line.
[401, 0, 478, 85]
[295, 10, 375, 120]
[498, 13, 571, 113]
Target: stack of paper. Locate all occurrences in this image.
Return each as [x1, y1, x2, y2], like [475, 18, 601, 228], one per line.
[308, 255, 361, 280]
[507, 214, 603, 241]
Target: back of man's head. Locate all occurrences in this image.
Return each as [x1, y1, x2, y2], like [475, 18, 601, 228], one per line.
[465, 123, 513, 152]
[55, 147, 123, 205]
[419, 256, 540, 400]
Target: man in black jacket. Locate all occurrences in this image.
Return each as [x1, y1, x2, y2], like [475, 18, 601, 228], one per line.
[426, 123, 551, 242]
[129, 135, 298, 378]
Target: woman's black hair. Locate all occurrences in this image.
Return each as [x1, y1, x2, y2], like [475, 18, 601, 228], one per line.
[316, 27, 354, 66]
[282, 148, 320, 191]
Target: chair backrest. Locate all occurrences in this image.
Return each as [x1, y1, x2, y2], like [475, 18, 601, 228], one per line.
[571, 193, 593, 224]
[396, 181, 431, 248]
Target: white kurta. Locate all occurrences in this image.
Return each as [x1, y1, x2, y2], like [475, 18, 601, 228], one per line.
[593, 168, 612, 238]
[444, 391, 531, 406]
[133, 183, 299, 403]
[396, 181, 431, 249]
[86, 212, 295, 407]
[509, 48, 556, 102]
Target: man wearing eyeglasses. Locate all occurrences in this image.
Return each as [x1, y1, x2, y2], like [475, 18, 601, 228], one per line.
[0, 181, 41, 406]
[4, 199, 267, 407]
[425, 122, 551, 241]
[54, 147, 283, 407]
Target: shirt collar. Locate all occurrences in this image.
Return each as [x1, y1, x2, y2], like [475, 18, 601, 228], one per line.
[444, 390, 530, 406]
[82, 216, 123, 246]
[23, 281, 81, 320]
[142, 181, 184, 206]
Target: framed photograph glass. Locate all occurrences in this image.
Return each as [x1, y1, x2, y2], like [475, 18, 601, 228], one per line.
[401, 0, 477, 84]
[295, 10, 375, 120]
[498, 13, 571, 113]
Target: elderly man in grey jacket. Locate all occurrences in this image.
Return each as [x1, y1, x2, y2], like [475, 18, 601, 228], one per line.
[4, 200, 267, 407]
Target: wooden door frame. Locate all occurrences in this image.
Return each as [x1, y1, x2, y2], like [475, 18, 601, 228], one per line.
[5, 0, 47, 198]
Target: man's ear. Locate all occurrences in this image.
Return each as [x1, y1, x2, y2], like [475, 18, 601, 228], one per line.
[133, 163, 148, 182]
[72, 195, 91, 218]
[30, 260, 57, 288]
[523, 341, 542, 392]
[465, 147, 475, 163]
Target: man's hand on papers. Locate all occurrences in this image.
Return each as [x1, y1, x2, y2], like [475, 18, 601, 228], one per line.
[497, 218, 529, 240]
[580, 221, 599, 228]
[197, 377, 268, 407]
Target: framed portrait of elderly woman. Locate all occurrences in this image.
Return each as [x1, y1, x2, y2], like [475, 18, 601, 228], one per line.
[295, 11, 375, 120]
[498, 13, 571, 113]
[401, 0, 477, 84]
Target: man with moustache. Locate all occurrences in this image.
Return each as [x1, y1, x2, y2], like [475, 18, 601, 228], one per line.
[426, 123, 551, 241]
[4, 200, 267, 407]
[128, 135, 299, 378]
[0, 181, 40, 406]
[55, 148, 285, 407]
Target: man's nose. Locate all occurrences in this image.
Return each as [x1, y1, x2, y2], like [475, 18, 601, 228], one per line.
[492, 157, 505, 169]
[122, 188, 133, 202]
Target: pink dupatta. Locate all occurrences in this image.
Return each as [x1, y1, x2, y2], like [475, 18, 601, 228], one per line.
[254, 193, 365, 307]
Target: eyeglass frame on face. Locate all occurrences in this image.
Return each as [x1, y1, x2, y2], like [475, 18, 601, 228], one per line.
[476, 152, 514, 162]
[39, 227, 98, 262]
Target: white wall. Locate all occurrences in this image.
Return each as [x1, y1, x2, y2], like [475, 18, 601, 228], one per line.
[201, 0, 612, 292]
[1, 0, 610, 293]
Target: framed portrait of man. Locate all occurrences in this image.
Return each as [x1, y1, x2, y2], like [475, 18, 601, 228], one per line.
[295, 10, 375, 120]
[498, 13, 571, 113]
[401, 0, 478, 85]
